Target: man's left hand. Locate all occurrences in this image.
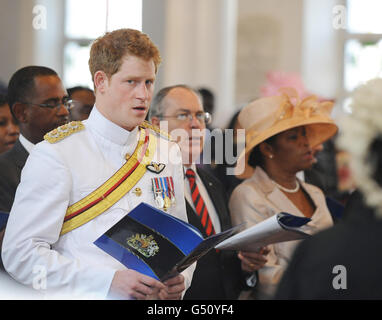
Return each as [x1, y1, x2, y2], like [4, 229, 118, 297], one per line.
[158, 274, 185, 300]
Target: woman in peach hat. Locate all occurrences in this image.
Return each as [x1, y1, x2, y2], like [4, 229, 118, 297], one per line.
[229, 88, 338, 299]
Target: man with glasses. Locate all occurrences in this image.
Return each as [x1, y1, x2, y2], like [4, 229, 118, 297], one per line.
[0, 66, 69, 297]
[0, 66, 69, 214]
[149, 85, 243, 299]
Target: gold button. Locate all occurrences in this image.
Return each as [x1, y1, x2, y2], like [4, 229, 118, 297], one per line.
[133, 187, 142, 197]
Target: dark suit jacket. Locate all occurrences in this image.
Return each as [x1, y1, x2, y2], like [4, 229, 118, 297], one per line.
[183, 167, 243, 300]
[274, 190, 382, 299]
[0, 139, 29, 213]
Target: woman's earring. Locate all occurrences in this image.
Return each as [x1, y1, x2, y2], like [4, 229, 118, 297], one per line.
[269, 154, 274, 159]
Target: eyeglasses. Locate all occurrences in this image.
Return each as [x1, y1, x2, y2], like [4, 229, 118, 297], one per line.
[20, 98, 74, 110]
[161, 111, 212, 125]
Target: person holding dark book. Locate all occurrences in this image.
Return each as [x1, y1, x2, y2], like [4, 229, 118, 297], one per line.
[2, 29, 193, 299]
[149, 84, 244, 300]
[274, 78, 382, 299]
[229, 88, 338, 299]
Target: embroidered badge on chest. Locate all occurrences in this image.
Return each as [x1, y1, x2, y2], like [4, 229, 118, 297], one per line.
[146, 162, 166, 174]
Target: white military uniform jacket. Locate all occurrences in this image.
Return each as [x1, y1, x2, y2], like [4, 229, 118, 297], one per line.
[2, 107, 194, 299]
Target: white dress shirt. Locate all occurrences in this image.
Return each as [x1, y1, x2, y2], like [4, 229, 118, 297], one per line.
[18, 133, 35, 154]
[2, 106, 194, 299]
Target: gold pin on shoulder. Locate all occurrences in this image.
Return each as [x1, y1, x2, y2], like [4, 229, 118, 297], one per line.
[44, 121, 85, 143]
[140, 120, 172, 140]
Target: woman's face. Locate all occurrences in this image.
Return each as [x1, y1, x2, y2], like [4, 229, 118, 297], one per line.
[0, 104, 19, 154]
[270, 126, 315, 173]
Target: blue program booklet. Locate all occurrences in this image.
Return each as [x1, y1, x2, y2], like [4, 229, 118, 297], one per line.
[0, 211, 9, 230]
[94, 203, 239, 281]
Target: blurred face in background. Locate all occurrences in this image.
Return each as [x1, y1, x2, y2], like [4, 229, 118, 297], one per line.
[69, 89, 95, 121]
[0, 103, 19, 153]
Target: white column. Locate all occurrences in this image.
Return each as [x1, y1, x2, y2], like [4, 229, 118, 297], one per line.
[302, 0, 343, 100]
[159, 0, 237, 128]
[33, 0, 65, 77]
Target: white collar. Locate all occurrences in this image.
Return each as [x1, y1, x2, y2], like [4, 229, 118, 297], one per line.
[85, 105, 137, 146]
[18, 133, 35, 154]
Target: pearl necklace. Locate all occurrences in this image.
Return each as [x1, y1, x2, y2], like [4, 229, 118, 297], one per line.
[274, 180, 300, 193]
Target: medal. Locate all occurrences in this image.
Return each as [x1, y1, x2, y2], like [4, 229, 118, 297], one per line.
[155, 194, 165, 208]
[152, 178, 165, 209]
[159, 178, 169, 211]
[163, 196, 171, 211]
[152, 176, 175, 211]
[167, 177, 176, 206]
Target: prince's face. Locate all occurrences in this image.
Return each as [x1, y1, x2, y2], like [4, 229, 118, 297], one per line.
[96, 55, 156, 131]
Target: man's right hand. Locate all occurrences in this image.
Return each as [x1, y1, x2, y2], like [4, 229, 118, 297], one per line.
[238, 247, 270, 273]
[109, 269, 165, 300]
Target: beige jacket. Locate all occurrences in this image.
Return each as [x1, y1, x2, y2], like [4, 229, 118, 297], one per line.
[229, 166, 333, 299]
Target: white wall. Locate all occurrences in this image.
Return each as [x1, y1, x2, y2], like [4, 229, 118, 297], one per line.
[302, 0, 343, 100]
[146, 0, 237, 128]
[0, 0, 35, 84]
[33, 0, 65, 76]
[0, 0, 345, 126]
[0, 0, 64, 84]
[142, 0, 167, 92]
[235, 0, 304, 106]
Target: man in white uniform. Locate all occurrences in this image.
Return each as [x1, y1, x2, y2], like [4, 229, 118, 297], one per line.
[2, 29, 193, 299]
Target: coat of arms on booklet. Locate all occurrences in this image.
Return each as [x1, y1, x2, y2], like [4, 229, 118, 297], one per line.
[94, 203, 241, 281]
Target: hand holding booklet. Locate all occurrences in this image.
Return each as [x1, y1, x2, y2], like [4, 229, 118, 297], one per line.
[94, 203, 311, 281]
[94, 203, 240, 281]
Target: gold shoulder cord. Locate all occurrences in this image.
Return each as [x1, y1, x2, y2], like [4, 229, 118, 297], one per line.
[60, 127, 157, 235]
[141, 120, 172, 141]
[44, 121, 84, 143]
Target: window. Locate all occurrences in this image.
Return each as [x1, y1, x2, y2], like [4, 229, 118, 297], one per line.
[63, 0, 142, 89]
[344, 0, 382, 93]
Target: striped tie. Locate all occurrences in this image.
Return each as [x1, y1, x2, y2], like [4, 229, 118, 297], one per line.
[185, 168, 216, 236]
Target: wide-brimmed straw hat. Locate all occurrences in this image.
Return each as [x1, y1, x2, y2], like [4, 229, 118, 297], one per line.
[235, 87, 338, 176]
